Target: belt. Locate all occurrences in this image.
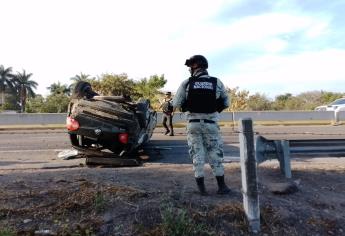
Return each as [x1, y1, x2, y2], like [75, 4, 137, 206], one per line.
[189, 119, 215, 124]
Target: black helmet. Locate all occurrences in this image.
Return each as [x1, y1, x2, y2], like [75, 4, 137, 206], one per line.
[185, 55, 208, 69]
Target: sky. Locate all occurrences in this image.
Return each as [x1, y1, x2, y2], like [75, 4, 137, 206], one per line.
[1, 0, 345, 99]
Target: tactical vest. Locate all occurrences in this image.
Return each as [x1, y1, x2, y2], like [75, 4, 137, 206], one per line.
[185, 76, 217, 113]
[162, 100, 173, 114]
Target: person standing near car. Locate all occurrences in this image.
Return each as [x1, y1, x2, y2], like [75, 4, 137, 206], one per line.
[172, 55, 231, 196]
[159, 91, 174, 136]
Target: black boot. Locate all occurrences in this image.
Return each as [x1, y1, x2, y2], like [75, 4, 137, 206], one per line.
[216, 176, 231, 194]
[195, 177, 208, 196]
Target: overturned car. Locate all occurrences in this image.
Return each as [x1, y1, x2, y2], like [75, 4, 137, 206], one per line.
[66, 81, 157, 164]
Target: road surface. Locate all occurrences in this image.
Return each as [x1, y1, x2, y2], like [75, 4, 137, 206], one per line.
[0, 125, 344, 170]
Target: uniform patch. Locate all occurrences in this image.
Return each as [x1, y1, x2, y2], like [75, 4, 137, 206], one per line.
[193, 81, 213, 90]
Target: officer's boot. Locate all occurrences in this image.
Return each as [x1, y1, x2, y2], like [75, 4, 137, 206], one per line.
[195, 177, 208, 196]
[216, 175, 231, 194]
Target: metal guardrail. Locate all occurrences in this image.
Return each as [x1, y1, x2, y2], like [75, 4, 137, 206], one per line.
[239, 118, 345, 233]
[256, 136, 345, 179]
[290, 139, 345, 155]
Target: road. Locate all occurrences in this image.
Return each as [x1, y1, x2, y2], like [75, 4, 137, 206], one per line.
[0, 125, 345, 170]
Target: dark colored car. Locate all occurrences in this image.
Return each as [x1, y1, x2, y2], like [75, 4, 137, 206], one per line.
[66, 86, 157, 162]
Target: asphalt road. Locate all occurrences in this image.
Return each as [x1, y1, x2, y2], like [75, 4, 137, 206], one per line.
[0, 125, 344, 170]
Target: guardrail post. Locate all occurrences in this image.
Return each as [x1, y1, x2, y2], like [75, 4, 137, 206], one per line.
[239, 118, 260, 233]
[275, 140, 291, 178]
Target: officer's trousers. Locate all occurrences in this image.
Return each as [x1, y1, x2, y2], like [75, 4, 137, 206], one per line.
[186, 120, 224, 178]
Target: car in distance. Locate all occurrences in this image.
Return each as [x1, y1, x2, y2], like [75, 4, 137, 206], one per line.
[314, 98, 345, 111]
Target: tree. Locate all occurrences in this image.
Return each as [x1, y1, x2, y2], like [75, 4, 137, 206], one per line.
[25, 95, 45, 113]
[320, 91, 344, 104]
[272, 93, 293, 110]
[134, 74, 167, 101]
[228, 87, 249, 111]
[284, 96, 305, 110]
[296, 91, 324, 110]
[70, 72, 92, 83]
[93, 73, 135, 96]
[13, 70, 38, 112]
[41, 94, 70, 113]
[0, 65, 14, 107]
[47, 82, 70, 96]
[247, 93, 272, 111]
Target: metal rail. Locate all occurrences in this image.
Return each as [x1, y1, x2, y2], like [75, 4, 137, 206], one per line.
[289, 139, 345, 155]
[256, 137, 345, 178]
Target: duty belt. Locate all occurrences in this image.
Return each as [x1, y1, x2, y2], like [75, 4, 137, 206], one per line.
[189, 119, 215, 124]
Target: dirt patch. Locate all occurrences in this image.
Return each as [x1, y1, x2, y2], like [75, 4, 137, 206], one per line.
[0, 160, 344, 235]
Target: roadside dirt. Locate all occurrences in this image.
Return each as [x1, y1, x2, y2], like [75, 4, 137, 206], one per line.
[0, 157, 344, 236]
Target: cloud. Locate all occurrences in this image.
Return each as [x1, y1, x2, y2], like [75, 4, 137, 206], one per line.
[1, 0, 344, 97]
[226, 49, 345, 97]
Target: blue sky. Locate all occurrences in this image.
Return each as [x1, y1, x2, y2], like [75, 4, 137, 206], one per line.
[1, 0, 344, 98]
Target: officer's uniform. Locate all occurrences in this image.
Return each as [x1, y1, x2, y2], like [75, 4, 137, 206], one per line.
[161, 97, 174, 136]
[173, 69, 229, 178]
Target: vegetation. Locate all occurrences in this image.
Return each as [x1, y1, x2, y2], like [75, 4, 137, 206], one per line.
[1, 64, 345, 113]
[12, 70, 38, 112]
[228, 90, 345, 112]
[47, 82, 70, 96]
[159, 202, 213, 236]
[0, 228, 15, 236]
[0, 65, 14, 107]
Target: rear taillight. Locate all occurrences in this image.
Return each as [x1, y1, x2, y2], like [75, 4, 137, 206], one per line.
[66, 117, 80, 131]
[118, 133, 129, 144]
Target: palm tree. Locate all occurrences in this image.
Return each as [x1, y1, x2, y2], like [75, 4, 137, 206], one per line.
[69, 73, 94, 92]
[47, 82, 70, 96]
[13, 70, 38, 112]
[0, 65, 14, 107]
[70, 73, 91, 83]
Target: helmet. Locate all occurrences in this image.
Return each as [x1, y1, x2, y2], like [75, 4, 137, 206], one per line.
[185, 55, 208, 69]
[165, 91, 172, 95]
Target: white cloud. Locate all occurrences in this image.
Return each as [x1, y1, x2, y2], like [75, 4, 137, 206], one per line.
[263, 38, 288, 53]
[228, 49, 345, 96]
[1, 0, 233, 94]
[0, 0, 343, 97]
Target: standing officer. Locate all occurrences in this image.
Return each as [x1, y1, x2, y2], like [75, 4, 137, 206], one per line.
[173, 55, 230, 195]
[159, 91, 174, 136]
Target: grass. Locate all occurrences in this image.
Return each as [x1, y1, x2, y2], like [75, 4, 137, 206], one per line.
[94, 190, 106, 213]
[157, 200, 214, 236]
[0, 229, 15, 236]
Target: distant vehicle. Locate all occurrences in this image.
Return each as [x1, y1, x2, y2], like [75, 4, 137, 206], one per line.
[314, 98, 345, 112]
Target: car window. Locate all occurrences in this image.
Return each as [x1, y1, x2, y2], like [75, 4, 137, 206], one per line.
[330, 98, 345, 105]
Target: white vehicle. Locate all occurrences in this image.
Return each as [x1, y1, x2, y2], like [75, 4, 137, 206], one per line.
[315, 98, 345, 124]
[314, 98, 345, 112]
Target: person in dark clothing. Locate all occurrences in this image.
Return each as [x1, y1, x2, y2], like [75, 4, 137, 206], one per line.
[160, 91, 174, 136]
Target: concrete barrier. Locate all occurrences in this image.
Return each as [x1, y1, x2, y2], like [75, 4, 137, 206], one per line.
[0, 113, 67, 125]
[0, 111, 343, 125]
